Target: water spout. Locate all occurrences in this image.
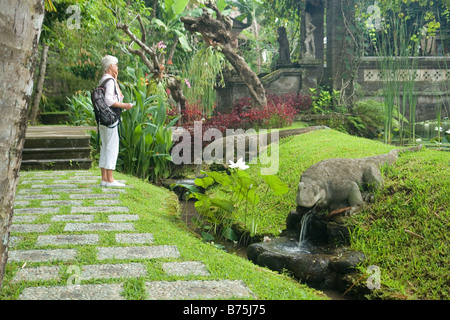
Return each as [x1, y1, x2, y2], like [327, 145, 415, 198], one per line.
[298, 209, 314, 248]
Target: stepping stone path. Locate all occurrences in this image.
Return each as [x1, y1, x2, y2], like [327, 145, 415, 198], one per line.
[9, 170, 255, 300]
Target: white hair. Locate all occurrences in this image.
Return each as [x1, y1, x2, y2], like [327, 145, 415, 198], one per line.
[101, 55, 118, 72]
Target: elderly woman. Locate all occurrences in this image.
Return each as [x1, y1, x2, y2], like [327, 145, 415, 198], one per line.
[98, 55, 133, 187]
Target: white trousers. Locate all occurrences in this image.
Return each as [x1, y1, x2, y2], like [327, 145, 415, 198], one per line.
[99, 122, 119, 170]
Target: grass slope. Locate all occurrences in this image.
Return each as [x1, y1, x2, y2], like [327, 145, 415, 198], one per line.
[228, 128, 448, 300]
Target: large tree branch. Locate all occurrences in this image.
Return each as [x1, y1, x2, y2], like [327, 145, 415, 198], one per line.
[117, 16, 186, 114]
[181, 1, 267, 108]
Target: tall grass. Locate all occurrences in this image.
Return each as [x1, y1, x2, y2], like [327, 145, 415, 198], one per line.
[375, 14, 421, 145]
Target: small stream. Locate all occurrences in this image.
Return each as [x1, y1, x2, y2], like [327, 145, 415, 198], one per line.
[179, 198, 356, 300]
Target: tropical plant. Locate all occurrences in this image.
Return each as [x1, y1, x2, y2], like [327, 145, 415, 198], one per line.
[119, 66, 180, 182]
[67, 90, 96, 126]
[176, 158, 289, 242]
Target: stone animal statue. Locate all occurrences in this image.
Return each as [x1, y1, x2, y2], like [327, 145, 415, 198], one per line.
[296, 145, 423, 212]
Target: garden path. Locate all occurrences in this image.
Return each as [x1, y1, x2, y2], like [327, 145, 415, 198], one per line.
[9, 170, 255, 300]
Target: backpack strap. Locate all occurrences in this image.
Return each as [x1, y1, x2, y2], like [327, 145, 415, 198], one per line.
[99, 77, 118, 97]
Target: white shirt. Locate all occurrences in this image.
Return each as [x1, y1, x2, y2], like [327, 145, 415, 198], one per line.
[98, 74, 124, 107]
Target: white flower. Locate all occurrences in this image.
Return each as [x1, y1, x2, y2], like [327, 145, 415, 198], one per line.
[229, 158, 249, 170]
[446, 129, 450, 134]
[416, 138, 422, 142]
[435, 126, 443, 132]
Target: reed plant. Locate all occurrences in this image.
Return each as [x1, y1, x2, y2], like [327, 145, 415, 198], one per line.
[373, 9, 422, 145]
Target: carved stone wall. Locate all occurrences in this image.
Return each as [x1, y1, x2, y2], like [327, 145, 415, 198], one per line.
[356, 57, 450, 121]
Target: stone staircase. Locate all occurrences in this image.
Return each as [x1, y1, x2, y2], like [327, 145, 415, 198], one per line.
[9, 170, 255, 300]
[21, 126, 94, 171]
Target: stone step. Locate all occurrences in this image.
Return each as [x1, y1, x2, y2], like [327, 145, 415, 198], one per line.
[24, 136, 90, 149]
[145, 280, 255, 300]
[20, 159, 92, 171]
[22, 147, 91, 161]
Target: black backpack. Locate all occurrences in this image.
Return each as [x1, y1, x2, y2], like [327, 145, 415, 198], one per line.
[91, 78, 121, 127]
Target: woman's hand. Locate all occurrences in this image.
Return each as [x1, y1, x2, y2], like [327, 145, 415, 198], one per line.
[123, 103, 133, 110]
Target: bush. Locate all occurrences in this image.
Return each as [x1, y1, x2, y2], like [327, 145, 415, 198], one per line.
[67, 90, 96, 126]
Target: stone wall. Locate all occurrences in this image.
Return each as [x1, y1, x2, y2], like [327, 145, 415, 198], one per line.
[215, 68, 303, 113]
[356, 57, 450, 122]
[216, 56, 450, 122]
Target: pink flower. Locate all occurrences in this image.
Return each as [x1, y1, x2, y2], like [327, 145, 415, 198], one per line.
[157, 41, 167, 50]
[184, 78, 191, 88]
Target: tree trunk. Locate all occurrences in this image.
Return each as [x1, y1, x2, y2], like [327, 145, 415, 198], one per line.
[181, 2, 267, 108]
[0, 0, 45, 289]
[29, 42, 49, 125]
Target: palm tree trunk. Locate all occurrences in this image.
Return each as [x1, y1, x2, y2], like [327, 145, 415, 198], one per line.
[0, 0, 45, 289]
[29, 42, 49, 125]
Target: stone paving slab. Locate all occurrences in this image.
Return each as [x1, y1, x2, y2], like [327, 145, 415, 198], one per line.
[30, 184, 78, 189]
[12, 266, 62, 283]
[71, 206, 129, 213]
[162, 261, 210, 276]
[70, 193, 119, 199]
[14, 201, 30, 207]
[13, 215, 39, 223]
[10, 224, 51, 233]
[79, 263, 147, 280]
[145, 280, 255, 300]
[41, 200, 83, 206]
[94, 199, 121, 206]
[16, 194, 61, 200]
[51, 214, 94, 222]
[19, 283, 125, 300]
[50, 179, 98, 184]
[36, 234, 99, 246]
[14, 207, 59, 215]
[115, 233, 154, 244]
[33, 171, 80, 175]
[64, 222, 135, 232]
[108, 214, 139, 222]
[49, 188, 96, 194]
[97, 245, 180, 260]
[8, 249, 78, 262]
[101, 188, 126, 193]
